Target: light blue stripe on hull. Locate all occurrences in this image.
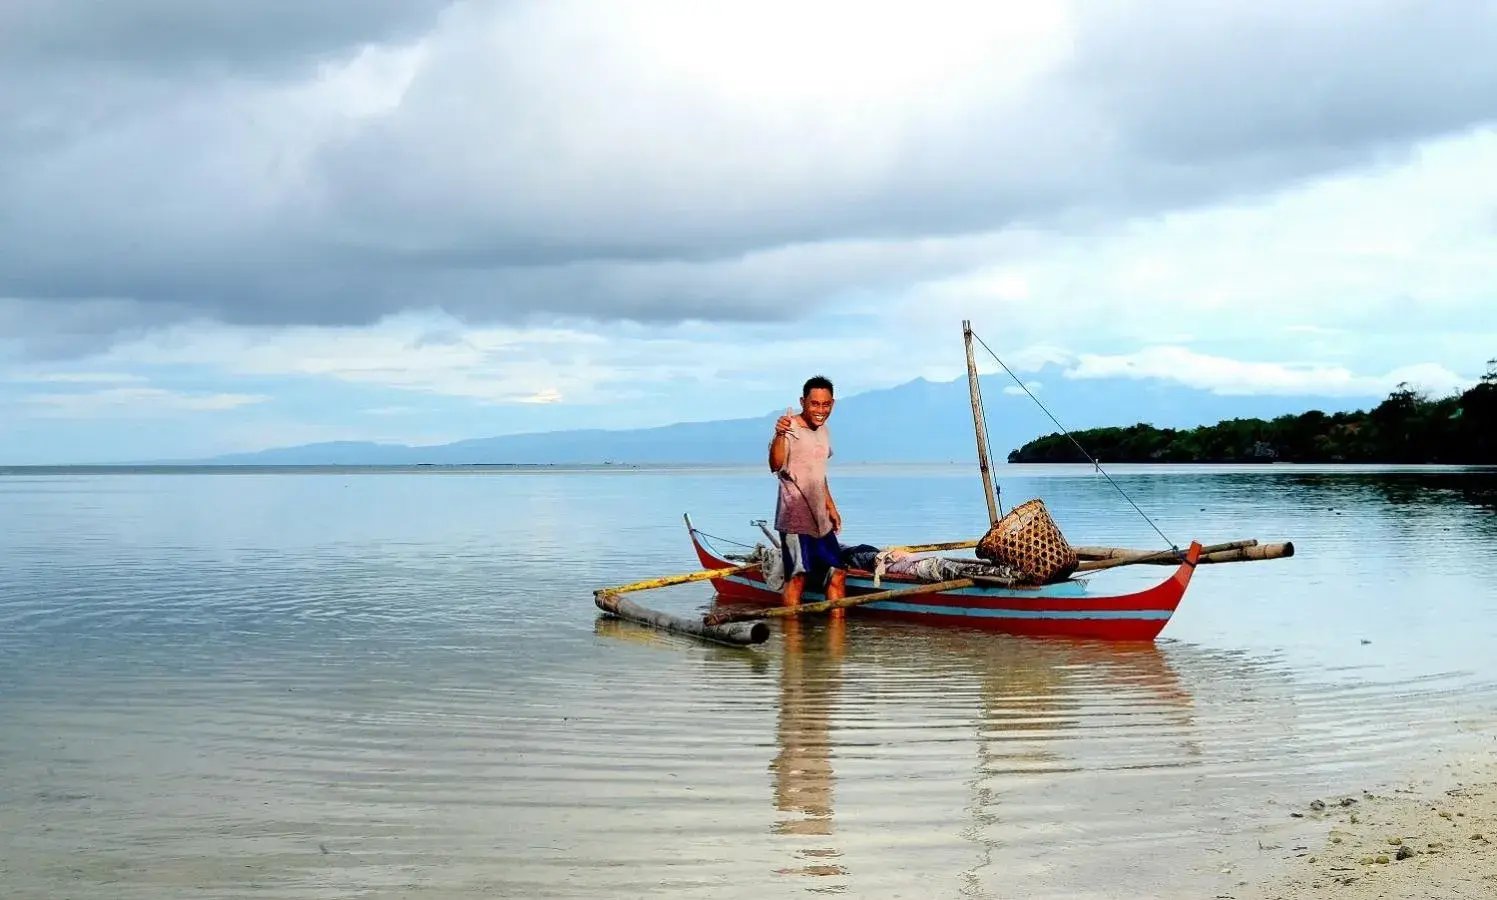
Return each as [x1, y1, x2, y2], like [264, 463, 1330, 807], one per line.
[863, 601, 1171, 621]
[714, 575, 1168, 619]
[717, 573, 1091, 599]
[846, 577, 1090, 598]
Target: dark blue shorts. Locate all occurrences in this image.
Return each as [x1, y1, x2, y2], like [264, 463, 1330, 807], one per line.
[780, 530, 843, 587]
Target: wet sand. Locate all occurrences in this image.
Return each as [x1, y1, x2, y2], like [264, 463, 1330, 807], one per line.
[1235, 739, 1497, 900]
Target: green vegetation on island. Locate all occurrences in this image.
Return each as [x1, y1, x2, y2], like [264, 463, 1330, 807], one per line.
[1009, 360, 1497, 465]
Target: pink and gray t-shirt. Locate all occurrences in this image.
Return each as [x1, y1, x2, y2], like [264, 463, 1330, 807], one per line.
[774, 419, 834, 538]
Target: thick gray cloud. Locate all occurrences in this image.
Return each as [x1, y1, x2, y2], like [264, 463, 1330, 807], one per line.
[1069, 2, 1497, 161]
[0, 1, 451, 74]
[3, 0, 1496, 352]
[0, 297, 196, 361]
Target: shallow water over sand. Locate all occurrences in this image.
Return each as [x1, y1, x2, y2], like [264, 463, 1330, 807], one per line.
[2, 464, 1496, 898]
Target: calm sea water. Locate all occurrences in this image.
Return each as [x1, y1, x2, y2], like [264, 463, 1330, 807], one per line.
[2, 463, 1496, 899]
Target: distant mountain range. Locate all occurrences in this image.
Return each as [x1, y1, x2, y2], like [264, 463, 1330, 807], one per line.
[178, 365, 1379, 466]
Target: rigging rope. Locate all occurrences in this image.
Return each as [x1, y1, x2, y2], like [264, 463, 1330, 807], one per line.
[967, 328, 1179, 555]
[696, 528, 757, 550]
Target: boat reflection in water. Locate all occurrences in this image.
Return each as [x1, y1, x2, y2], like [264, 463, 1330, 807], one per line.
[757, 613, 1202, 894]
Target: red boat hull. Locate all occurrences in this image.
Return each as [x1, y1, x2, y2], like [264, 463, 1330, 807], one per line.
[687, 518, 1202, 641]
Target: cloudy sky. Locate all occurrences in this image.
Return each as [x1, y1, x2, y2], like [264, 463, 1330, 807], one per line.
[3, 0, 1496, 463]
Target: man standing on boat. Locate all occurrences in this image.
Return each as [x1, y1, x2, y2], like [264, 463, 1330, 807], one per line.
[768, 375, 846, 611]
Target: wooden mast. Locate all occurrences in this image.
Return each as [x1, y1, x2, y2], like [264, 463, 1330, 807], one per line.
[963, 319, 1000, 525]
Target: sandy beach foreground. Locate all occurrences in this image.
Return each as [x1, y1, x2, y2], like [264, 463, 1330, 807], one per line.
[1236, 744, 1497, 900]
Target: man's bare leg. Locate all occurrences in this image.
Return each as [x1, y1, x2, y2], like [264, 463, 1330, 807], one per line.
[827, 568, 846, 619]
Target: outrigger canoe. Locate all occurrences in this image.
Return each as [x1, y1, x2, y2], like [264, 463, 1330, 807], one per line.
[686, 516, 1205, 642]
[593, 319, 1292, 648]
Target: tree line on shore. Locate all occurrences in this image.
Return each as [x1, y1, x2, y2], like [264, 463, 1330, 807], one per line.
[1008, 359, 1497, 465]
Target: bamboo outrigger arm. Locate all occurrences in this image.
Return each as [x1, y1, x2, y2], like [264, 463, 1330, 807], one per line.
[1074, 540, 1256, 560]
[1075, 541, 1293, 571]
[834, 537, 1292, 568]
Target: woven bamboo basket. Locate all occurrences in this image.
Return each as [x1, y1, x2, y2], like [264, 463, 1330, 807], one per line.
[975, 498, 1078, 584]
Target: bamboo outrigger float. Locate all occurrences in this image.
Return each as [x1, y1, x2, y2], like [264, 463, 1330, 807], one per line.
[592, 320, 1295, 645]
[591, 561, 772, 647]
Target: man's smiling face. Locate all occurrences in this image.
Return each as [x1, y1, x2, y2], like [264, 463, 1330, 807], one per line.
[800, 388, 834, 428]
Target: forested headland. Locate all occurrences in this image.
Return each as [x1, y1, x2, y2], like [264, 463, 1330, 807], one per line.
[1008, 360, 1497, 465]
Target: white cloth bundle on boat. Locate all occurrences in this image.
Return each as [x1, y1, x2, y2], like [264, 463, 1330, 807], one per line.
[749, 535, 1020, 591]
[752, 542, 786, 592]
[875, 550, 1021, 586]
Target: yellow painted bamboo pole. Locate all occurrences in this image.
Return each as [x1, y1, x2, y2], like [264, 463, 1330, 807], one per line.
[592, 562, 759, 599]
[885, 539, 978, 554]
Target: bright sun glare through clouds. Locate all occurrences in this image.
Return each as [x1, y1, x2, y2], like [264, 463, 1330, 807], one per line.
[1, 0, 1496, 462]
